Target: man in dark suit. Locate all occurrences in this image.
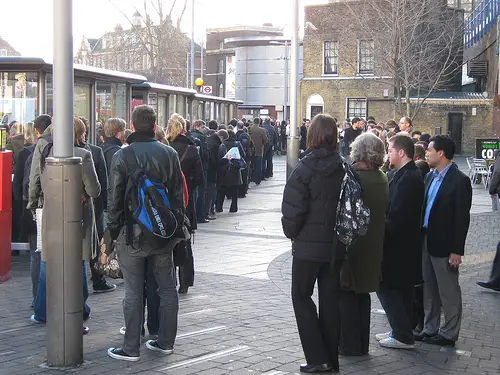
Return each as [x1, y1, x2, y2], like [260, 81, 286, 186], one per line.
[416, 135, 472, 347]
[375, 134, 425, 350]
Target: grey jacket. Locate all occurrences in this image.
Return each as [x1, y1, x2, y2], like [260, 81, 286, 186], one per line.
[27, 127, 53, 209]
[40, 146, 101, 261]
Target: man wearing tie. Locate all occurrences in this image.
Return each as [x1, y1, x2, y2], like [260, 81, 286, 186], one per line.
[416, 135, 472, 347]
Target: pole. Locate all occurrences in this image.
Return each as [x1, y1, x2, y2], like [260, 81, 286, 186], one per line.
[186, 51, 189, 88]
[201, 36, 204, 81]
[283, 41, 288, 124]
[287, 0, 300, 179]
[191, 0, 195, 89]
[47, 0, 83, 367]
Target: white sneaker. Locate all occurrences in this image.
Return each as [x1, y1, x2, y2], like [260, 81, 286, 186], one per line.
[375, 331, 392, 341]
[119, 326, 126, 335]
[379, 337, 415, 349]
[30, 315, 44, 324]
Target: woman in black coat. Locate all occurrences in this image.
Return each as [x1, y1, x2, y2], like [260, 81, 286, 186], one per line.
[216, 130, 246, 213]
[167, 114, 204, 294]
[281, 114, 345, 374]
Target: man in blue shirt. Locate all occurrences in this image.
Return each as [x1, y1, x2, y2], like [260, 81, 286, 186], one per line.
[416, 135, 472, 347]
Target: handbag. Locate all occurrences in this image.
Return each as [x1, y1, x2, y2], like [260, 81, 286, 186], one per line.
[93, 229, 123, 279]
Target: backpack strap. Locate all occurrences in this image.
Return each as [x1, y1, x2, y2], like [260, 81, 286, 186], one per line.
[122, 146, 140, 245]
[179, 147, 190, 163]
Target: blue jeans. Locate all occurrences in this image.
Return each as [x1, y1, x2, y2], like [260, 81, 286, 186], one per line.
[253, 156, 263, 184]
[34, 261, 90, 322]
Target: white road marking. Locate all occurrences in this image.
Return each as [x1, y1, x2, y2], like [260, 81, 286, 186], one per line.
[177, 325, 227, 339]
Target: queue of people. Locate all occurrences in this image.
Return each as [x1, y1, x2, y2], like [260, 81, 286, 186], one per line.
[5, 107, 284, 361]
[282, 114, 473, 373]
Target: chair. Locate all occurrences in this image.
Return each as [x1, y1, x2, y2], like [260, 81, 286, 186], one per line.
[471, 158, 490, 187]
[466, 157, 474, 178]
[485, 164, 495, 188]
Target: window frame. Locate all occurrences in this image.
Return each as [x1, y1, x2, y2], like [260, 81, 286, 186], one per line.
[323, 41, 339, 75]
[346, 98, 368, 119]
[357, 40, 375, 75]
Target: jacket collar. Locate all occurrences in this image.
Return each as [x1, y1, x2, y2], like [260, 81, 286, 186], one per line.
[127, 131, 156, 144]
[392, 160, 417, 184]
[104, 136, 122, 147]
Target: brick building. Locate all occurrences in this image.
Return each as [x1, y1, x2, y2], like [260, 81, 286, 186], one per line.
[300, 0, 490, 154]
[300, 1, 395, 123]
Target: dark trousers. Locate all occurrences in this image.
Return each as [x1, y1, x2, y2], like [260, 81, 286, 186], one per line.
[263, 146, 273, 177]
[339, 291, 371, 354]
[489, 241, 500, 285]
[178, 240, 194, 288]
[291, 258, 341, 368]
[144, 259, 160, 335]
[238, 166, 249, 197]
[205, 182, 217, 217]
[118, 248, 178, 356]
[412, 285, 425, 331]
[377, 282, 415, 345]
[216, 186, 238, 212]
[252, 156, 263, 184]
[196, 184, 206, 222]
[28, 233, 40, 301]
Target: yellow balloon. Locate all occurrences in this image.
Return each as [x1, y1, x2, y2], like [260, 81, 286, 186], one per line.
[195, 78, 204, 87]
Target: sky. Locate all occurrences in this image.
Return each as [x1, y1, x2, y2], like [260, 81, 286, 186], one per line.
[1, 0, 327, 61]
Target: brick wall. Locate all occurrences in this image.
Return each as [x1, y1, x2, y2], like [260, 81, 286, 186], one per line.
[413, 101, 494, 154]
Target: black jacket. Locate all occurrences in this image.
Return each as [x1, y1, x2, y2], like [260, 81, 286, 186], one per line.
[235, 130, 253, 159]
[169, 134, 204, 229]
[299, 125, 307, 150]
[219, 135, 246, 187]
[206, 133, 222, 184]
[415, 160, 430, 179]
[13, 145, 35, 202]
[189, 129, 209, 170]
[281, 146, 345, 262]
[107, 132, 185, 240]
[424, 163, 472, 257]
[263, 122, 278, 147]
[101, 137, 122, 176]
[81, 142, 108, 213]
[382, 161, 425, 287]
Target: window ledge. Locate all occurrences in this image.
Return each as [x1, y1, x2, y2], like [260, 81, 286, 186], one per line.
[356, 72, 375, 76]
[322, 73, 339, 77]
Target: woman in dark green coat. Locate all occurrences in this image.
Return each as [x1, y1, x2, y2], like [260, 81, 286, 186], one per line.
[339, 132, 389, 356]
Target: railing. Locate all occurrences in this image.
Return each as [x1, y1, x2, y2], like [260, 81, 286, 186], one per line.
[464, 0, 500, 49]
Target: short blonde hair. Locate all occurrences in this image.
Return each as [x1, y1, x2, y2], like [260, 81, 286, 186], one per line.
[166, 113, 186, 142]
[350, 132, 386, 169]
[104, 118, 126, 138]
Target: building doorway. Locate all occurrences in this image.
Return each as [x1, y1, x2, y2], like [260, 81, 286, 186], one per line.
[448, 113, 463, 154]
[306, 94, 324, 120]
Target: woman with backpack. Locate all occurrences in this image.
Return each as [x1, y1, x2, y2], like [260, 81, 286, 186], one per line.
[166, 113, 204, 294]
[281, 114, 345, 374]
[338, 133, 389, 356]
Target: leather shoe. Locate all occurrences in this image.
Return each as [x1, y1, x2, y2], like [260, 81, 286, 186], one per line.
[414, 331, 436, 341]
[422, 334, 455, 347]
[197, 218, 210, 224]
[477, 281, 500, 291]
[300, 363, 334, 373]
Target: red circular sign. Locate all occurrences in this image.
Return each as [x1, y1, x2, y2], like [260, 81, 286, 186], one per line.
[204, 86, 211, 93]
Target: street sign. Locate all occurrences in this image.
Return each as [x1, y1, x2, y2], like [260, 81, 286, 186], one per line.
[476, 138, 500, 159]
[202, 86, 213, 94]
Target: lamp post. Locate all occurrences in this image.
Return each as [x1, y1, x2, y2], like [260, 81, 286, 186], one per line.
[46, 0, 84, 366]
[287, 0, 300, 179]
[191, 0, 195, 89]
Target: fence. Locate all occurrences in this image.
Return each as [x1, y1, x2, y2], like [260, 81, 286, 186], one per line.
[464, 0, 500, 49]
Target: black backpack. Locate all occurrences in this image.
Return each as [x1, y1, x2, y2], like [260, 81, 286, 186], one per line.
[122, 146, 178, 248]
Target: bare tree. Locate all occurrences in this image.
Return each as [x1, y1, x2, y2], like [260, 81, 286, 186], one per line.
[108, 0, 191, 85]
[330, 0, 464, 119]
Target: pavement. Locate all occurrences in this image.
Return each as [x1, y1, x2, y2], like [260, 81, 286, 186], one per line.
[2, 155, 500, 375]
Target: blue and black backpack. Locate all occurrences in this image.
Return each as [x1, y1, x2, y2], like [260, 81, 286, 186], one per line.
[122, 146, 178, 248]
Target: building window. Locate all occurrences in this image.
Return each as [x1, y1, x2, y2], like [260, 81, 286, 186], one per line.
[0, 49, 7, 56]
[218, 59, 224, 73]
[219, 41, 224, 50]
[323, 41, 339, 75]
[358, 40, 374, 74]
[347, 98, 367, 119]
